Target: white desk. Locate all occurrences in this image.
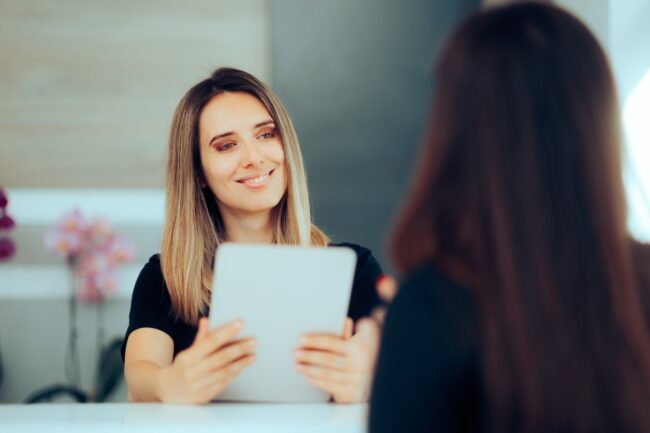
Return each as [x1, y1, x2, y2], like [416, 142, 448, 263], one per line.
[0, 403, 368, 433]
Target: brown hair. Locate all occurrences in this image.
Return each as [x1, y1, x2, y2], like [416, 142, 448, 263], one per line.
[162, 68, 328, 324]
[391, 3, 650, 432]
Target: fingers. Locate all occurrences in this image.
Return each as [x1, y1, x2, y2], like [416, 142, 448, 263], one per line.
[343, 318, 353, 340]
[296, 363, 350, 385]
[356, 317, 380, 336]
[197, 337, 257, 375]
[194, 317, 209, 343]
[299, 334, 348, 355]
[376, 274, 398, 303]
[191, 353, 255, 391]
[209, 353, 255, 385]
[193, 354, 256, 401]
[304, 377, 350, 401]
[295, 349, 346, 371]
[371, 305, 387, 323]
[194, 319, 244, 358]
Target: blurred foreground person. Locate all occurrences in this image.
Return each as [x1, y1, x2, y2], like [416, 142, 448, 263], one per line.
[370, 2, 650, 432]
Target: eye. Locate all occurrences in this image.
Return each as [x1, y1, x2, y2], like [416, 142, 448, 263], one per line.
[258, 128, 276, 140]
[217, 142, 237, 152]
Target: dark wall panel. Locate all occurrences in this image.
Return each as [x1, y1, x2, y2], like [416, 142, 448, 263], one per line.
[271, 0, 479, 272]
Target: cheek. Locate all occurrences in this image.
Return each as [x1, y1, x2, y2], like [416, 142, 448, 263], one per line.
[267, 140, 285, 165]
[271, 143, 287, 185]
[202, 155, 238, 188]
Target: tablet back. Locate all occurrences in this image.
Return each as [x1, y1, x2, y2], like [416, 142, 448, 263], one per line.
[208, 243, 357, 402]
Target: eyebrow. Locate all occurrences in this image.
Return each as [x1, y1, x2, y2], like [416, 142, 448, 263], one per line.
[208, 120, 275, 146]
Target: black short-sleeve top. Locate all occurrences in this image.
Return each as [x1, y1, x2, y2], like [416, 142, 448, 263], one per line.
[121, 242, 383, 361]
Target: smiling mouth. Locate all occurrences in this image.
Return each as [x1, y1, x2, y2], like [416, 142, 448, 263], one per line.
[237, 169, 275, 187]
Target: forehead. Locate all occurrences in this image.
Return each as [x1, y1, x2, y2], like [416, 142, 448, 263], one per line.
[199, 91, 273, 135]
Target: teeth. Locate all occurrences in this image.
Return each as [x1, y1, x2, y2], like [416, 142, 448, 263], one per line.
[245, 174, 268, 185]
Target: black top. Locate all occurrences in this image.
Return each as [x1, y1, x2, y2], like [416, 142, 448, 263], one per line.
[121, 242, 383, 360]
[369, 264, 483, 433]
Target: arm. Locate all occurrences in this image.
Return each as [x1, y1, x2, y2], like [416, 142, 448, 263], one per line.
[124, 328, 174, 402]
[124, 318, 257, 404]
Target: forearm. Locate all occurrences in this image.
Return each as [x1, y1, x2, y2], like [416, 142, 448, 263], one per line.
[125, 360, 167, 402]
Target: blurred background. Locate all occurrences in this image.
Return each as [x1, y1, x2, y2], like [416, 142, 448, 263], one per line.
[0, 0, 648, 403]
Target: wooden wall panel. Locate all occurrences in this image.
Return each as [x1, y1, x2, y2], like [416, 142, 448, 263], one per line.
[0, 0, 270, 187]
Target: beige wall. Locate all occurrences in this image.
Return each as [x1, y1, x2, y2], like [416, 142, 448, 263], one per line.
[0, 0, 270, 188]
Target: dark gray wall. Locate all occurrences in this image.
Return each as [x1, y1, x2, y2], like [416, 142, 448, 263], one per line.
[271, 0, 479, 272]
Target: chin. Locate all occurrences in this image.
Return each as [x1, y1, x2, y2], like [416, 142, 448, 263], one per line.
[242, 194, 285, 213]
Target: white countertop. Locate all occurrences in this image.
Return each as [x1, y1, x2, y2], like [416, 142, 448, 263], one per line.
[0, 402, 368, 433]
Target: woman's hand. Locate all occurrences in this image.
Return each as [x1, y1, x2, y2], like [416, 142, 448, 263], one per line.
[158, 317, 256, 404]
[295, 317, 381, 403]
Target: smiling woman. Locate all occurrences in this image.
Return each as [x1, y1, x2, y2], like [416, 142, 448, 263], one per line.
[121, 68, 383, 405]
[199, 92, 288, 217]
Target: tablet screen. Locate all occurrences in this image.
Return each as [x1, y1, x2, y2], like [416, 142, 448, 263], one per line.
[208, 243, 357, 402]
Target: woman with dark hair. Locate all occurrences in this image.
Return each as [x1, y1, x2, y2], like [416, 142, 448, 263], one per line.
[369, 2, 650, 432]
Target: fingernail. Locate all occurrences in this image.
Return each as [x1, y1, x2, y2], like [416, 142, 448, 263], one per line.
[299, 336, 308, 345]
[233, 319, 243, 329]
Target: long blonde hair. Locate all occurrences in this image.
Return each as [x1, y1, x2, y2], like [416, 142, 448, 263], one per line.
[162, 67, 329, 323]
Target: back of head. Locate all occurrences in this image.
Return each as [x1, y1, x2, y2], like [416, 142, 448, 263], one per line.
[391, 2, 650, 432]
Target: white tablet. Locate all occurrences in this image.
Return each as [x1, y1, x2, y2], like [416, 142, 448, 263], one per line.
[208, 243, 357, 403]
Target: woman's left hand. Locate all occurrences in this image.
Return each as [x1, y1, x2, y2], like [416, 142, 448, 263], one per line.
[294, 317, 380, 403]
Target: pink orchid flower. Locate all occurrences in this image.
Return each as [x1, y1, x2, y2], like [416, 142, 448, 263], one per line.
[44, 230, 83, 256]
[56, 209, 88, 235]
[105, 235, 136, 265]
[44, 208, 136, 303]
[88, 217, 112, 244]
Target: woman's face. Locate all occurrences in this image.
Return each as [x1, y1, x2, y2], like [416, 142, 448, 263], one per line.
[198, 91, 287, 216]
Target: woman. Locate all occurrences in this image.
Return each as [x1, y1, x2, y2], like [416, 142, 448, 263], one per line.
[122, 68, 382, 404]
[370, 2, 650, 432]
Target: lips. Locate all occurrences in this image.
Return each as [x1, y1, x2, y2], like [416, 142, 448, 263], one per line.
[236, 169, 275, 187]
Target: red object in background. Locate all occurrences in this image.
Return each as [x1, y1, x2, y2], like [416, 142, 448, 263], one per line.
[0, 187, 16, 262]
[0, 237, 15, 260]
[0, 214, 15, 230]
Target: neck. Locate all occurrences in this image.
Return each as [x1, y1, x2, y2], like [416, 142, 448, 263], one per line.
[219, 206, 274, 244]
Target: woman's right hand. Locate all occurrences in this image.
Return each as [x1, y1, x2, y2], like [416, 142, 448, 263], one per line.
[158, 317, 256, 404]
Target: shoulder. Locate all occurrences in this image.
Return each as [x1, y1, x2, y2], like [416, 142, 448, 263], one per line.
[330, 241, 373, 257]
[330, 242, 383, 319]
[330, 241, 383, 283]
[397, 264, 475, 314]
[370, 264, 480, 432]
[132, 254, 167, 299]
[389, 264, 477, 345]
[329, 242, 380, 270]
[142, 253, 162, 270]
[137, 254, 163, 278]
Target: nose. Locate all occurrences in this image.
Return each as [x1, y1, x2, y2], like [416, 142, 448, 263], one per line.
[241, 139, 265, 168]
